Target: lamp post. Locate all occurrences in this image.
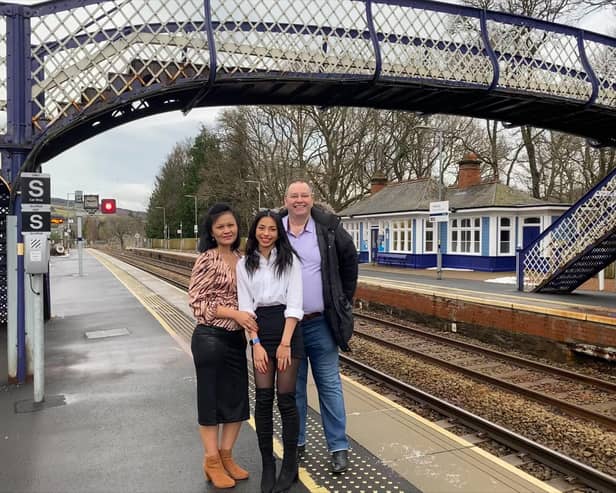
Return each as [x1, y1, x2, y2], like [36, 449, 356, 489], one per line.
[155, 206, 167, 249]
[244, 180, 261, 211]
[417, 126, 446, 280]
[185, 194, 198, 251]
[66, 192, 74, 208]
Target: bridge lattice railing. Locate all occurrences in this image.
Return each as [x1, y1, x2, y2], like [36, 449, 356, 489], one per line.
[0, 0, 614, 137]
[519, 171, 616, 291]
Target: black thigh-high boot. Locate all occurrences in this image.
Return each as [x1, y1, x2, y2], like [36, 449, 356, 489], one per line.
[273, 392, 299, 493]
[255, 388, 276, 493]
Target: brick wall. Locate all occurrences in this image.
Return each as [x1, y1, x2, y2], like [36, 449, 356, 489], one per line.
[356, 283, 616, 349]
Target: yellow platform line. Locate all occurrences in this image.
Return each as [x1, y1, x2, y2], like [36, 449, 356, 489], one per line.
[90, 249, 326, 492]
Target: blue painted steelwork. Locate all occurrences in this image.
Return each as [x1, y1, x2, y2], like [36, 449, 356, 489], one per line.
[0, 0, 613, 168]
[4, 5, 33, 383]
[479, 11, 499, 92]
[365, 0, 382, 82]
[577, 33, 599, 107]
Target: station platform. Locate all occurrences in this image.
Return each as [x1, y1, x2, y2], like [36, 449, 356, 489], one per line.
[1, 249, 561, 493]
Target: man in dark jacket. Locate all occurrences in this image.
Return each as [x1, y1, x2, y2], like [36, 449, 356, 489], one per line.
[281, 180, 358, 473]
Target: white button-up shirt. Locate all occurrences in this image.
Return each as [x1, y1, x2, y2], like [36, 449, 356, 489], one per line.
[236, 249, 304, 321]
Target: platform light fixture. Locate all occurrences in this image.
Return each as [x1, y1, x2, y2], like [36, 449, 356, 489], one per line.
[184, 194, 198, 250]
[417, 125, 446, 280]
[155, 206, 167, 249]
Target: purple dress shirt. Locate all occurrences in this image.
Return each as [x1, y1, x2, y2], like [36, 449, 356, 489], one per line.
[283, 216, 325, 314]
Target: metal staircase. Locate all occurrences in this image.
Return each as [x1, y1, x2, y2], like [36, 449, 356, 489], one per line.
[519, 169, 616, 293]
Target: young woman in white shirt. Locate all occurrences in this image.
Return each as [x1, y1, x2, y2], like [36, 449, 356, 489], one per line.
[236, 210, 303, 493]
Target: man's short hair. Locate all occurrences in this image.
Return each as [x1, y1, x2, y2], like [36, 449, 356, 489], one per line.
[285, 180, 314, 197]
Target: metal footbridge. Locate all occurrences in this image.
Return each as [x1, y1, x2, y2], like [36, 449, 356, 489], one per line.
[1, 0, 616, 381]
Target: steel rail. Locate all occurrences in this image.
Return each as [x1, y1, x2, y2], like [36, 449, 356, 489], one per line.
[355, 312, 616, 393]
[353, 325, 616, 431]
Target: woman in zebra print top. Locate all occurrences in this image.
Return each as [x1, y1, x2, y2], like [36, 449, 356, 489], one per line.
[188, 203, 258, 489]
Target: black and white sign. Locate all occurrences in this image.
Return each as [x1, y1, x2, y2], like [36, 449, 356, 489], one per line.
[83, 194, 99, 213]
[21, 172, 51, 206]
[21, 173, 51, 232]
[75, 190, 83, 203]
[22, 211, 51, 233]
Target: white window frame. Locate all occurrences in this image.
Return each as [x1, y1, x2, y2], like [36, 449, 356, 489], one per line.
[390, 219, 413, 253]
[344, 221, 360, 250]
[424, 219, 435, 253]
[450, 217, 481, 254]
[498, 216, 513, 255]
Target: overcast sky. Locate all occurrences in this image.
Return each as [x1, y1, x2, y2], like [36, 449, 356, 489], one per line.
[9, 0, 614, 211]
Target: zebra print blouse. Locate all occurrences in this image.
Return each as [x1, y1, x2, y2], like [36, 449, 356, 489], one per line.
[188, 248, 241, 331]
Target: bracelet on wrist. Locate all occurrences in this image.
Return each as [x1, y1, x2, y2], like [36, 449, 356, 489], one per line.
[249, 337, 261, 346]
[279, 342, 291, 348]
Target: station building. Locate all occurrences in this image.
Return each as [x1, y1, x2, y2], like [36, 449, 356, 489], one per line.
[339, 153, 569, 272]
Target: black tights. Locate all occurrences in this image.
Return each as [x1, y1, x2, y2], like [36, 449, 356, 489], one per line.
[254, 357, 300, 488]
[254, 358, 300, 393]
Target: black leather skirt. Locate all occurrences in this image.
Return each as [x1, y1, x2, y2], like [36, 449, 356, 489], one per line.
[191, 324, 249, 426]
[255, 305, 304, 360]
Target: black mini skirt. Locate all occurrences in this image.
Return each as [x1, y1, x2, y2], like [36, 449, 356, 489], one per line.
[191, 324, 249, 426]
[255, 305, 304, 360]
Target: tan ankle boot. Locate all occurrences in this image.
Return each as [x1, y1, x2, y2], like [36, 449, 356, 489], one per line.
[203, 454, 236, 489]
[219, 448, 250, 480]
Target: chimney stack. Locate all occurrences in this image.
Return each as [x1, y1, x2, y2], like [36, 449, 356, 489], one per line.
[370, 170, 388, 194]
[457, 152, 481, 188]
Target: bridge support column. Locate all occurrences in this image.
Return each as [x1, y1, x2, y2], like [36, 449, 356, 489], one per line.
[4, 7, 33, 383]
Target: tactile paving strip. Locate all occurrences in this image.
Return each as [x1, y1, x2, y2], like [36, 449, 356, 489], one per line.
[284, 389, 418, 493]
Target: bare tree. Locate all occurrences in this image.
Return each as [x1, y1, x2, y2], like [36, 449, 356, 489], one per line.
[99, 215, 145, 250]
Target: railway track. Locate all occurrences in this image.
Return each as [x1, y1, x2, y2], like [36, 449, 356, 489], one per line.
[353, 312, 616, 432]
[98, 247, 616, 491]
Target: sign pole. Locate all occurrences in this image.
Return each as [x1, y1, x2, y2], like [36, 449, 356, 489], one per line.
[429, 200, 449, 280]
[32, 272, 44, 403]
[77, 214, 84, 276]
[20, 173, 51, 385]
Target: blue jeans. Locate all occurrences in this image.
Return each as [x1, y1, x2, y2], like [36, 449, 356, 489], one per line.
[296, 316, 348, 452]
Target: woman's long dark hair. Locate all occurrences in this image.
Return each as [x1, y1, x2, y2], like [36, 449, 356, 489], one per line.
[244, 210, 299, 277]
[198, 203, 241, 252]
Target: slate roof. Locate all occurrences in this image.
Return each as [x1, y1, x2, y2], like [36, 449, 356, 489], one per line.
[338, 178, 567, 217]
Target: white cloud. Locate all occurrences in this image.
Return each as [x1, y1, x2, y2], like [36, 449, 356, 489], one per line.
[45, 108, 224, 211]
